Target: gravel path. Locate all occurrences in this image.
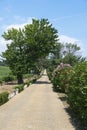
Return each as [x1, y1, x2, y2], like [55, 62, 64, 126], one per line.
[0, 73, 75, 130]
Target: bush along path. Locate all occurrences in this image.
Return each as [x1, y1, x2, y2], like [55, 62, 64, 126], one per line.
[48, 62, 87, 129]
[0, 75, 38, 105]
[0, 72, 75, 130]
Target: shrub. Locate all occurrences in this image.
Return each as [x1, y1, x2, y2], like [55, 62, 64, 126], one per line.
[52, 63, 72, 92]
[15, 84, 24, 93]
[3, 75, 14, 83]
[24, 81, 30, 86]
[67, 62, 87, 123]
[47, 66, 55, 81]
[0, 92, 9, 105]
[32, 78, 37, 83]
[0, 80, 3, 85]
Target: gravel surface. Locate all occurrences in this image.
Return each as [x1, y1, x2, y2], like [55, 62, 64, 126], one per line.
[0, 73, 75, 130]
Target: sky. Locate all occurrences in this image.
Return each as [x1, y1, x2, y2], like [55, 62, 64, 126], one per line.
[0, 0, 87, 57]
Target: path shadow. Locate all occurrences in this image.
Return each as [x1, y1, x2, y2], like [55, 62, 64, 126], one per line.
[34, 81, 51, 84]
[52, 86, 63, 93]
[64, 107, 87, 130]
[42, 74, 47, 76]
[6, 82, 17, 85]
[57, 93, 87, 130]
[59, 96, 67, 102]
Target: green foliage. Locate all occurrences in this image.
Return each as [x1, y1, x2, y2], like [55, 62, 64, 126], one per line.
[0, 92, 9, 105]
[47, 65, 55, 81]
[14, 76, 38, 92]
[2, 28, 26, 84]
[52, 63, 72, 92]
[51, 61, 87, 123]
[61, 43, 85, 66]
[31, 78, 37, 83]
[2, 18, 58, 84]
[0, 80, 3, 85]
[67, 62, 87, 122]
[23, 73, 33, 79]
[24, 81, 30, 86]
[51, 42, 63, 59]
[63, 43, 80, 55]
[24, 19, 58, 59]
[15, 84, 24, 93]
[47, 42, 85, 80]
[0, 61, 6, 66]
[0, 66, 11, 80]
[2, 75, 14, 83]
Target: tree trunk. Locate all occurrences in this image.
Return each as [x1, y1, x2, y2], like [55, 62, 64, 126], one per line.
[17, 74, 24, 84]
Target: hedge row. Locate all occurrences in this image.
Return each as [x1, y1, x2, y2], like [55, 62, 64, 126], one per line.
[0, 72, 41, 86]
[0, 92, 9, 105]
[67, 62, 87, 123]
[14, 76, 38, 93]
[0, 75, 38, 106]
[15, 84, 24, 93]
[47, 62, 87, 124]
[0, 75, 15, 85]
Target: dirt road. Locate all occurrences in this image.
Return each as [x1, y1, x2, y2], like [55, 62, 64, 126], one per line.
[0, 73, 75, 130]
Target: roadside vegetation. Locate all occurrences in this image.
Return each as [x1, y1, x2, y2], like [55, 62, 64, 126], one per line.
[0, 64, 41, 106]
[0, 18, 87, 128]
[47, 43, 87, 128]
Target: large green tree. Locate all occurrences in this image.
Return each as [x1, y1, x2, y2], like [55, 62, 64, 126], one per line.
[2, 18, 58, 84]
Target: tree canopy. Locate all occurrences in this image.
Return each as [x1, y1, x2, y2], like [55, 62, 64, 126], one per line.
[61, 43, 85, 65]
[2, 18, 58, 84]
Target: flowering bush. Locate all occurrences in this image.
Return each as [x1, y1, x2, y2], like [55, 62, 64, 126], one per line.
[67, 62, 87, 123]
[52, 63, 72, 92]
[49, 61, 87, 123]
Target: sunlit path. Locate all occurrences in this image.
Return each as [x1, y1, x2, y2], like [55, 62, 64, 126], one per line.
[0, 73, 75, 130]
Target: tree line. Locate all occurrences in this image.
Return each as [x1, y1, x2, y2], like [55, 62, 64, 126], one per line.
[1, 18, 85, 84]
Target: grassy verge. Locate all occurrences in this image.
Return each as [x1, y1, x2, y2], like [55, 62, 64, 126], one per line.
[0, 66, 11, 80]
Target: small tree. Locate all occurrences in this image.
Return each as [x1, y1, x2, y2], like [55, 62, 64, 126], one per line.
[61, 43, 85, 66]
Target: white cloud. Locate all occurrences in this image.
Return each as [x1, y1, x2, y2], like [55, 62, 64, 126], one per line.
[0, 38, 7, 54]
[6, 18, 32, 30]
[59, 35, 85, 56]
[59, 35, 79, 44]
[6, 23, 26, 30]
[0, 37, 12, 54]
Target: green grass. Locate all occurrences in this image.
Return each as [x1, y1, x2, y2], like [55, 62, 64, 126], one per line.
[0, 66, 11, 80]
